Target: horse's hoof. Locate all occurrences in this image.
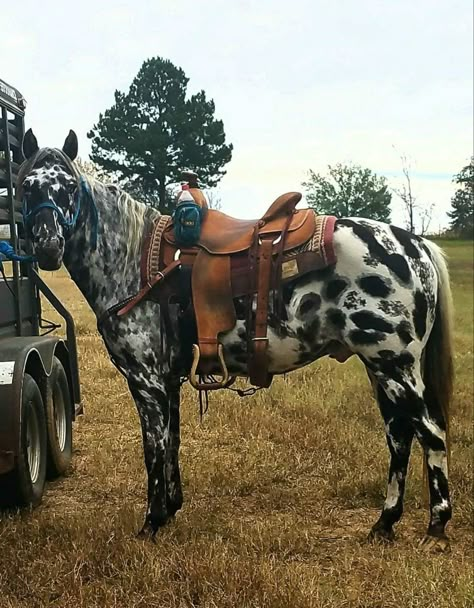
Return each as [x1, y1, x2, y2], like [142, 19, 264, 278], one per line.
[419, 534, 451, 553]
[367, 527, 395, 544]
[136, 523, 157, 543]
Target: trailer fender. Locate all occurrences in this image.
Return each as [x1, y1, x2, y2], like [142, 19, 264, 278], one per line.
[0, 336, 70, 475]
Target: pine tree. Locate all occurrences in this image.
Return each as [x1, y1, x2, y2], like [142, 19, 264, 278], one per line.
[88, 57, 233, 213]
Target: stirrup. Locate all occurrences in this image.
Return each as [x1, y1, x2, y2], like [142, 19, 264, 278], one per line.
[190, 343, 233, 390]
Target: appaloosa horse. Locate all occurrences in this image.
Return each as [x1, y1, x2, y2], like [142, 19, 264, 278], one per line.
[18, 129, 454, 551]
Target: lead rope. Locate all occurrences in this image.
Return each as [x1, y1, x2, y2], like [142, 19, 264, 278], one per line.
[0, 242, 36, 298]
[0, 241, 35, 263]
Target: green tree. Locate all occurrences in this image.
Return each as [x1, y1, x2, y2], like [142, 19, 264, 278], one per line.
[87, 57, 233, 214]
[302, 163, 392, 222]
[448, 159, 473, 239]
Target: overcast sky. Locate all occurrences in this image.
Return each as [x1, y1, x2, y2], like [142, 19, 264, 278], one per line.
[2, 0, 472, 230]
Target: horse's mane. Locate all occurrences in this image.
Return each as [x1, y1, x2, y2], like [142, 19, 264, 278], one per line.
[85, 176, 160, 269]
[17, 147, 161, 269]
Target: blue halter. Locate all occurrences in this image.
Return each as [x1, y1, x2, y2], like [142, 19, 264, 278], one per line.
[22, 176, 98, 250]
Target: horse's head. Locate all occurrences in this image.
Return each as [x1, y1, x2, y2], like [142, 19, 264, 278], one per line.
[20, 129, 79, 270]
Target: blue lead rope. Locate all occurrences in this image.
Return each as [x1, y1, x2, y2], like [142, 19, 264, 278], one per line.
[0, 241, 35, 263]
[81, 177, 99, 250]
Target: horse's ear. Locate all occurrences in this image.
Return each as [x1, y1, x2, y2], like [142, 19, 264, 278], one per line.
[62, 130, 78, 160]
[23, 128, 39, 159]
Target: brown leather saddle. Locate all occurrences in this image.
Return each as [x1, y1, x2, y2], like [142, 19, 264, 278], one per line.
[118, 175, 336, 391]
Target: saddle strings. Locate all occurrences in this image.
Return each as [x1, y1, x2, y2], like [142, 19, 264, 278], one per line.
[196, 375, 263, 422]
[198, 385, 209, 422]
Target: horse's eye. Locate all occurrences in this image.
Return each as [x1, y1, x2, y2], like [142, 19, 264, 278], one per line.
[23, 178, 38, 193]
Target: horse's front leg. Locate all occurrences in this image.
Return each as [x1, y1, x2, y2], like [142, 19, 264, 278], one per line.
[165, 379, 183, 517]
[128, 380, 172, 537]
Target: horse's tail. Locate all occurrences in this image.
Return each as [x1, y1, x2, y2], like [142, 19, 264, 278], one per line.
[422, 240, 454, 464]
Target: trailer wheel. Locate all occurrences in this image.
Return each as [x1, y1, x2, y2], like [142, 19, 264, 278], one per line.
[0, 373, 47, 507]
[46, 357, 73, 478]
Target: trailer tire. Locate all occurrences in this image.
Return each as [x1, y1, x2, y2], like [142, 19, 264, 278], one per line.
[46, 357, 73, 479]
[0, 373, 47, 507]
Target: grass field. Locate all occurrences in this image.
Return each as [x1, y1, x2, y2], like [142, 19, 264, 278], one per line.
[0, 241, 472, 608]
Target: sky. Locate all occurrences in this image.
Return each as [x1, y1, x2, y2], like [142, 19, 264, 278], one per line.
[1, 0, 472, 231]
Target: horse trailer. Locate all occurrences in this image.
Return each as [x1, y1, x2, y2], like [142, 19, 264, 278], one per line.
[0, 78, 81, 507]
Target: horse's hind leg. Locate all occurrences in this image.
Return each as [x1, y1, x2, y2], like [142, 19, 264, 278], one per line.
[369, 383, 414, 542]
[411, 402, 451, 551]
[365, 354, 451, 550]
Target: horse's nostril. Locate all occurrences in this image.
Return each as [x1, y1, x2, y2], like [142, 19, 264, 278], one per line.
[35, 236, 63, 253]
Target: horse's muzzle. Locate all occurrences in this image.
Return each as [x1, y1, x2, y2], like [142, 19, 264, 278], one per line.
[34, 237, 64, 270]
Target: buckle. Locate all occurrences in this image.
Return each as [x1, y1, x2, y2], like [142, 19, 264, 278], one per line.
[258, 234, 282, 246]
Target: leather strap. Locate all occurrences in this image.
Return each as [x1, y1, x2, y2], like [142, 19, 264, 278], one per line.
[272, 212, 295, 319]
[249, 237, 274, 387]
[117, 259, 181, 316]
[191, 251, 236, 374]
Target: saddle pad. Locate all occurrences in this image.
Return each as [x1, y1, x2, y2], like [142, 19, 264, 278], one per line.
[276, 213, 338, 282]
[300, 213, 337, 266]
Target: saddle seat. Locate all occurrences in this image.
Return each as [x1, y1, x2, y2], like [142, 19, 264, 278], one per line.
[163, 192, 314, 255]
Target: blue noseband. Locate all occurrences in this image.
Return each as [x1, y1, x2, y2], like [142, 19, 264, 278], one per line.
[23, 200, 80, 230]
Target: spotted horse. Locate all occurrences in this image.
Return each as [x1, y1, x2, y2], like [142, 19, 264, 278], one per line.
[18, 129, 454, 552]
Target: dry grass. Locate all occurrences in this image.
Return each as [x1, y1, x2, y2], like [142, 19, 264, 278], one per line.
[0, 243, 472, 608]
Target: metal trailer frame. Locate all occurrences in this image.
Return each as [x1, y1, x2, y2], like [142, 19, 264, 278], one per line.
[0, 77, 81, 482]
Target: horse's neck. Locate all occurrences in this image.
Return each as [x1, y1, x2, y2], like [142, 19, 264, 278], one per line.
[63, 182, 153, 318]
